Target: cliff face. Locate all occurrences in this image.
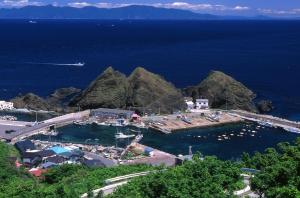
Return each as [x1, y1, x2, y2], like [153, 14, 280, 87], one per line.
[69, 67, 129, 109]
[127, 67, 185, 114]
[184, 71, 257, 112]
[69, 67, 185, 114]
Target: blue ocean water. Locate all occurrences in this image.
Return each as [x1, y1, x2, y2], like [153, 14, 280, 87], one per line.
[0, 19, 299, 120]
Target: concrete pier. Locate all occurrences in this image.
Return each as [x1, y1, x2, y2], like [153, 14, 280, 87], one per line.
[0, 110, 90, 143]
[229, 110, 300, 130]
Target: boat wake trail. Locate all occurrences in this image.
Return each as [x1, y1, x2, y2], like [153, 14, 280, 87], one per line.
[23, 62, 85, 67]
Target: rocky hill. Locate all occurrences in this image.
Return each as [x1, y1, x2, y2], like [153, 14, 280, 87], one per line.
[11, 93, 52, 111]
[10, 68, 260, 114]
[127, 67, 185, 114]
[69, 67, 129, 109]
[69, 67, 185, 114]
[10, 87, 81, 113]
[184, 71, 257, 112]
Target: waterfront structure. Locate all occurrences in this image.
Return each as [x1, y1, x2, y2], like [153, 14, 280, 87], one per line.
[91, 108, 134, 119]
[0, 101, 14, 110]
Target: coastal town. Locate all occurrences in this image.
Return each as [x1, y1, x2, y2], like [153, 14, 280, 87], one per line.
[0, 95, 299, 184]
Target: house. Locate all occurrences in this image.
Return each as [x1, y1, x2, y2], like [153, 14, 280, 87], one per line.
[48, 146, 70, 155]
[15, 140, 36, 154]
[22, 150, 55, 167]
[195, 99, 209, 109]
[0, 101, 14, 110]
[44, 155, 66, 164]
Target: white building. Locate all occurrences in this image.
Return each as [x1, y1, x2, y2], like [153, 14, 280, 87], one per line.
[185, 98, 209, 112]
[195, 99, 209, 109]
[185, 101, 194, 111]
[0, 101, 14, 110]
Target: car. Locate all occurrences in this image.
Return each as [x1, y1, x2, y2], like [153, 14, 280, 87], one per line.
[5, 129, 16, 134]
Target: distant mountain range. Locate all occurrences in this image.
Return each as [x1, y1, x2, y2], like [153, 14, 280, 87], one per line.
[0, 5, 271, 20]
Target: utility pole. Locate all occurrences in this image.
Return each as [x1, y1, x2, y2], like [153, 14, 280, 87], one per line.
[225, 92, 228, 111]
[189, 146, 192, 156]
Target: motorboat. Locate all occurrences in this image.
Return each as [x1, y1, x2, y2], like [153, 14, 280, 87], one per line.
[258, 121, 273, 127]
[73, 62, 85, 67]
[115, 132, 135, 139]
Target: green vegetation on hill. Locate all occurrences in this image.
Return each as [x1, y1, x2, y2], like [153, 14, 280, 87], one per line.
[70, 67, 185, 114]
[70, 67, 129, 109]
[184, 71, 257, 112]
[127, 67, 185, 114]
[10, 68, 261, 114]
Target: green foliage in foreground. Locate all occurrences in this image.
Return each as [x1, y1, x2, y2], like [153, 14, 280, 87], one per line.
[242, 138, 300, 198]
[0, 141, 155, 198]
[4, 137, 300, 198]
[109, 156, 243, 198]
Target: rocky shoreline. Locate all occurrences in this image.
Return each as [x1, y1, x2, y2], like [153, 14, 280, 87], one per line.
[10, 67, 272, 114]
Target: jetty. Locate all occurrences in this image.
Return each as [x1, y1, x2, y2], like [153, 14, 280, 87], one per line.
[0, 110, 90, 143]
[229, 110, 300, 131]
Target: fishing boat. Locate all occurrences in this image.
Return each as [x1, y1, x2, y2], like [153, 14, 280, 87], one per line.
[115, 132, 135, 139]
[181, 116, 192, 124]
[95, 121, 112, 126]
[258, 121, 273, 127]
[74, 120, 88, 126]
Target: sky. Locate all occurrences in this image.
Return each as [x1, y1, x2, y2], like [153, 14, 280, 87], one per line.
[1, 0, 300, 17]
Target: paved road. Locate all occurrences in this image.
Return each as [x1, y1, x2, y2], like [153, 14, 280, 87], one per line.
[2, 110, 90, 143]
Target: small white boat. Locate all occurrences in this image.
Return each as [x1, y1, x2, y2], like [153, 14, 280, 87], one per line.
[74, 120, 88, 125]
[115, 132, 135, 139]
[72, 62, 85, 67]
[258, 121, 273, 127]
[96, 121, 111, 126]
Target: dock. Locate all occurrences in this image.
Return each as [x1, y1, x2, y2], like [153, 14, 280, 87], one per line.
[145, 111, 242, 133]
[229, 110, 300, 131]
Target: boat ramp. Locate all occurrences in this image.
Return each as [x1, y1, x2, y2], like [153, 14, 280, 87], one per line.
[145, 111, 242, 134]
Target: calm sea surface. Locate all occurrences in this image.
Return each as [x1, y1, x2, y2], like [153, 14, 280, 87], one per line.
[1, 19, 300, 158]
